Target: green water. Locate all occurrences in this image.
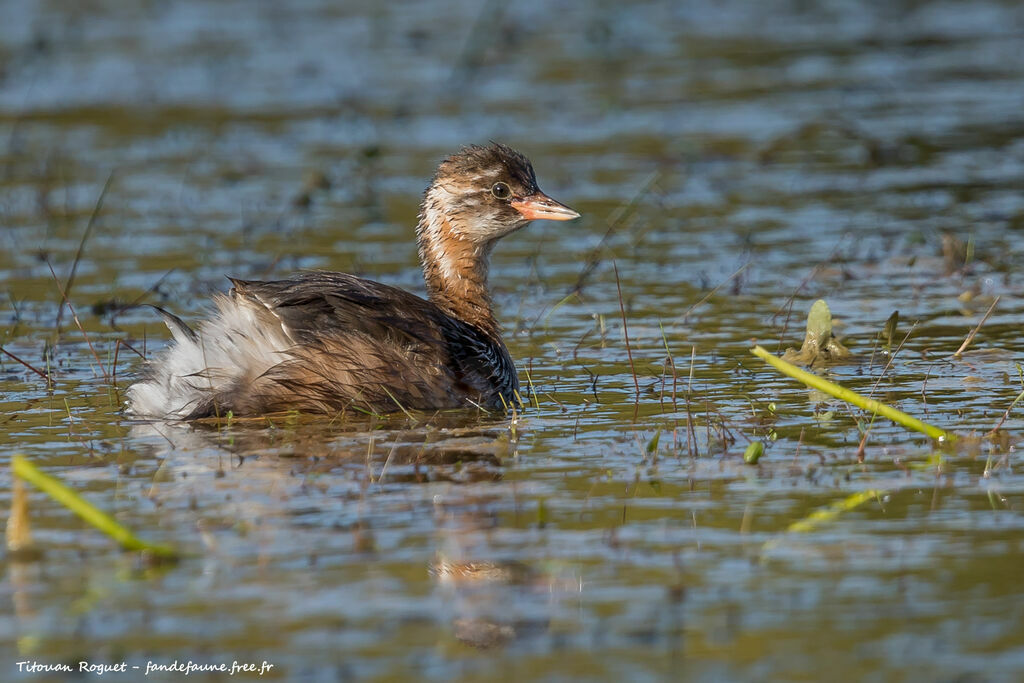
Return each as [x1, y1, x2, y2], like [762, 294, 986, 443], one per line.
[2, 0, 1023, 680]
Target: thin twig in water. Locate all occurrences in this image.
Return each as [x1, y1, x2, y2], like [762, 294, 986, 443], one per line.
[380, 385, 418, 423]
[47, 260, 109, 382]
[543, 392, 567, 412]
[523, 365, 541, 410]
[953, 295, 1000, 359]
[770, 265, 823, 328]
[658, 357, 668, 412]
[868, 339, 879, 373]
[613, 262, 640, 419]
[658, 322, 678, 414]
[921, 367, 932, 416]
[704, 394, 712, 455]
[0, 345, 50, 382]
[110, 338, 145, 392]
[868, 323, 917, 399]
[679, 262, 751, 323]
[55, 171, 114, 332]
[769, 237, 848, 348]
[686, 346, 696, 457]
[150, 424, 177, 449]
[529, 290, 579, 336]
[987, 389, 1024, 436]
[571, 171, 661, 296]
[987, 365, 1024, 436]
[839, 389, 874, 462]
[855, 420, 871, 463]
[375, 442, 399, 484]
[109, 268, 177, 328]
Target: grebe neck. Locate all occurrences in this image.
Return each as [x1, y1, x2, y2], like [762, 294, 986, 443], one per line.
[416, 188, 500, 340]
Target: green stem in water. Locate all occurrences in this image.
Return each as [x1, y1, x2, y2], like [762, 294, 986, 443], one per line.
[750, 345, 953, 442]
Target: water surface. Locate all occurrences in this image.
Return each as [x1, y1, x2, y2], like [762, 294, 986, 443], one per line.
[2, 0, 1024, 680]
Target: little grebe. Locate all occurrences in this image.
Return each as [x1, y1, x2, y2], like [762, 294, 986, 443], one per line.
[126, 144, 579, 419]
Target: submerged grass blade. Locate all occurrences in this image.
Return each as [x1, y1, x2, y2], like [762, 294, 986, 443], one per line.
[750, 345, 952, 442]
[12, 455, 178, 559]
[380, 385, 417, 423]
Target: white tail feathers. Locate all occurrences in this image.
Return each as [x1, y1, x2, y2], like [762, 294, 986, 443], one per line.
[125, 294, 294, 419]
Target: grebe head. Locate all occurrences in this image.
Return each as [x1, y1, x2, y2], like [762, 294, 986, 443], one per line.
[424, 143, 580, 244]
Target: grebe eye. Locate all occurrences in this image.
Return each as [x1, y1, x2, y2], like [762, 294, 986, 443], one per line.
[491, 182, 511, 200]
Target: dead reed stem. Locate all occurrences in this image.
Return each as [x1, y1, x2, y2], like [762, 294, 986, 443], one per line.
[0, 345, 50, 382]
[953, 295, 1000, 359]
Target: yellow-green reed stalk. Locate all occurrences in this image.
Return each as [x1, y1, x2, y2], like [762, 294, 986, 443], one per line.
[750, 345, 952, 442]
